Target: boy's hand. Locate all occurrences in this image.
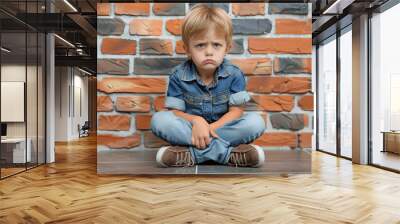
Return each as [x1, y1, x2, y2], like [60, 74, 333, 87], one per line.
[191, 117, 211, 150]
[209, 123, 220, 139]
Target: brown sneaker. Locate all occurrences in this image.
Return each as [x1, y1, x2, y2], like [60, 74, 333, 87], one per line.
[227, 144, 265, 167]
[156, 146, 195, 167]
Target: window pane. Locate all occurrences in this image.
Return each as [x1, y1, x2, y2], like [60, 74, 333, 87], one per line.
[371, 3, 400, 171]
[318, 37, 337, 154]
[1, 6, 28, 177]
[38, 32, 45, 165]
[340, 28, 352, 158]
[27, 31, 38, 169]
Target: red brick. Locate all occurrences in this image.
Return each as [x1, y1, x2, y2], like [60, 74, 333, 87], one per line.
[98, 115, 131, 131]
[116, 96, 151, 112]
[248, 37, 312, 54]
[130, 19, 163, 36]
[97, 134, 141, 149]
[115, 3, 150, 16]
[166, 19, 183, 36]
[254, 132, 298, 148]
[136, 114, 152, 130]
[275, 19, 312, 35]
[230, 58, 272, 75]
[98, 77, 166, 93]
[304, 114, 309, 127]
[251, 95, 294, 112]
[97, 3, 110, 16]
[97, 96, 113, 112]
[232, 3, 265, 16]
[101, 38, 136, 55]
[299, 133, 313, 148]
[298, 95, 314, 111]
[247, 77, 311, 93]
[175, 40, 185, 54]
[154, 96, 166, 111]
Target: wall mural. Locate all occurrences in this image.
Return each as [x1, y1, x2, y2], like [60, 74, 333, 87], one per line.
[97, 3, 313, 175]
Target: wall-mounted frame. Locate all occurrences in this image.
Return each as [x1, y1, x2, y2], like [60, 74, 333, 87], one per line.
[1, 81, 25, 122]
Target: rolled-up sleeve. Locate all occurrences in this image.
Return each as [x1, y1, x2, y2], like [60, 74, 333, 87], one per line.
[229, 71, 250, 106]
[165, 75, 186, 111]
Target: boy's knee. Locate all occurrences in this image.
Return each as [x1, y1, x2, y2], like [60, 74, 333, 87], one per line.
[243, 113, 266, 135]
[151, 111, 172, 131]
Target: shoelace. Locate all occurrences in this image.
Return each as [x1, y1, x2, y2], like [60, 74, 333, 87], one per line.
[228, 152, 247, 167]
[175, 151, 194, 167]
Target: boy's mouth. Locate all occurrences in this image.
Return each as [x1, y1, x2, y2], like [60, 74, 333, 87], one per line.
[203, 59, 216, 65]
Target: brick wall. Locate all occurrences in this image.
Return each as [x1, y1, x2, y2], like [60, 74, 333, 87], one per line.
[97, 3, 313, 151]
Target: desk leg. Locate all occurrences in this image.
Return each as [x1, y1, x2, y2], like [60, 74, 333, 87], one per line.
[382, 133, 386, 153]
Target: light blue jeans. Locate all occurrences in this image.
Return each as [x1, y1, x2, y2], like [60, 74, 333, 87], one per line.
[151, 111, 266, 164]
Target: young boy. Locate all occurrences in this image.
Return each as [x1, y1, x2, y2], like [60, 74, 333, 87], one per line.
[151, 4, 266, 168]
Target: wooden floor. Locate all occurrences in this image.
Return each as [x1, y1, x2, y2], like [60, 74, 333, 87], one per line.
[0, 167, 25, 177]
[1, 136, 400, 223]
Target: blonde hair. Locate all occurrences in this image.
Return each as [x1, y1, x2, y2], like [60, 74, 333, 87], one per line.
[182, 4, 233, 48]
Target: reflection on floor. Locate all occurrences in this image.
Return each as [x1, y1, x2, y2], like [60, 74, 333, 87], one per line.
[373, 150, 400, 171]
[0, 167, 25, 177]
[98, 148, 311, 175]
[0, 162, 40, 178]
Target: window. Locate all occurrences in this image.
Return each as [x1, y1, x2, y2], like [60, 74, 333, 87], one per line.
[371, 2, 400, 171]
[340, 27, 352, 158]
[0, 1, 46, 179]
[318, 36, 337, 154]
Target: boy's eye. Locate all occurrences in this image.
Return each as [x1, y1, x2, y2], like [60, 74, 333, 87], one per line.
[213, 43, 222, 47]
[196, 43, 205, 48]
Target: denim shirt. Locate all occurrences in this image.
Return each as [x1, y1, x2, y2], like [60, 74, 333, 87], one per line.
[165, 58, 250, 123]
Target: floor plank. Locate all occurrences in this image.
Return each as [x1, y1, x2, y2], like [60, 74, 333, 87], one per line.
[0, 136, 399, 223]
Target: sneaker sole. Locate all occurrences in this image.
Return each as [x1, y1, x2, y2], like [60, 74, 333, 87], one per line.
[250, 144, 265, 167]
[156, 146, 170, 167]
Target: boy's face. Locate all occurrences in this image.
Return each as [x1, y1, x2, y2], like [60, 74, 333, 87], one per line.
[184, 28, 230, 76]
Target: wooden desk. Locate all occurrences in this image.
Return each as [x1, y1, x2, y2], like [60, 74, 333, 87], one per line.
[382, 131, 400, 154]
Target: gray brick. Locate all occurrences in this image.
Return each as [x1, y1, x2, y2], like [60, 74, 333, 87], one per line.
[153, 3, 185, 16]
[134, 58, 186, 75]
[270, 113, 305, 131]
[268, 3, 308, 15]
[189, 3, 229, 13]
[274, 58, 310, 74]
[97, 59, 129, 75]
[233, 19, 272, 35]
[140, 39, 173, 55]
[97, 18, 125, 36]
[228, 39, 244, 54]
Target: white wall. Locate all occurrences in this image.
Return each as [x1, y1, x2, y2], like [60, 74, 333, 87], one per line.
[72, 73, 89, 138]
[54, 67, 89, 141]
[55, 66, 69, 141]
[1, 65, 38, 138]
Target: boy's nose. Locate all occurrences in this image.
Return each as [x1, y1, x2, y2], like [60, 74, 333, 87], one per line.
[205, 45, 213, 55]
